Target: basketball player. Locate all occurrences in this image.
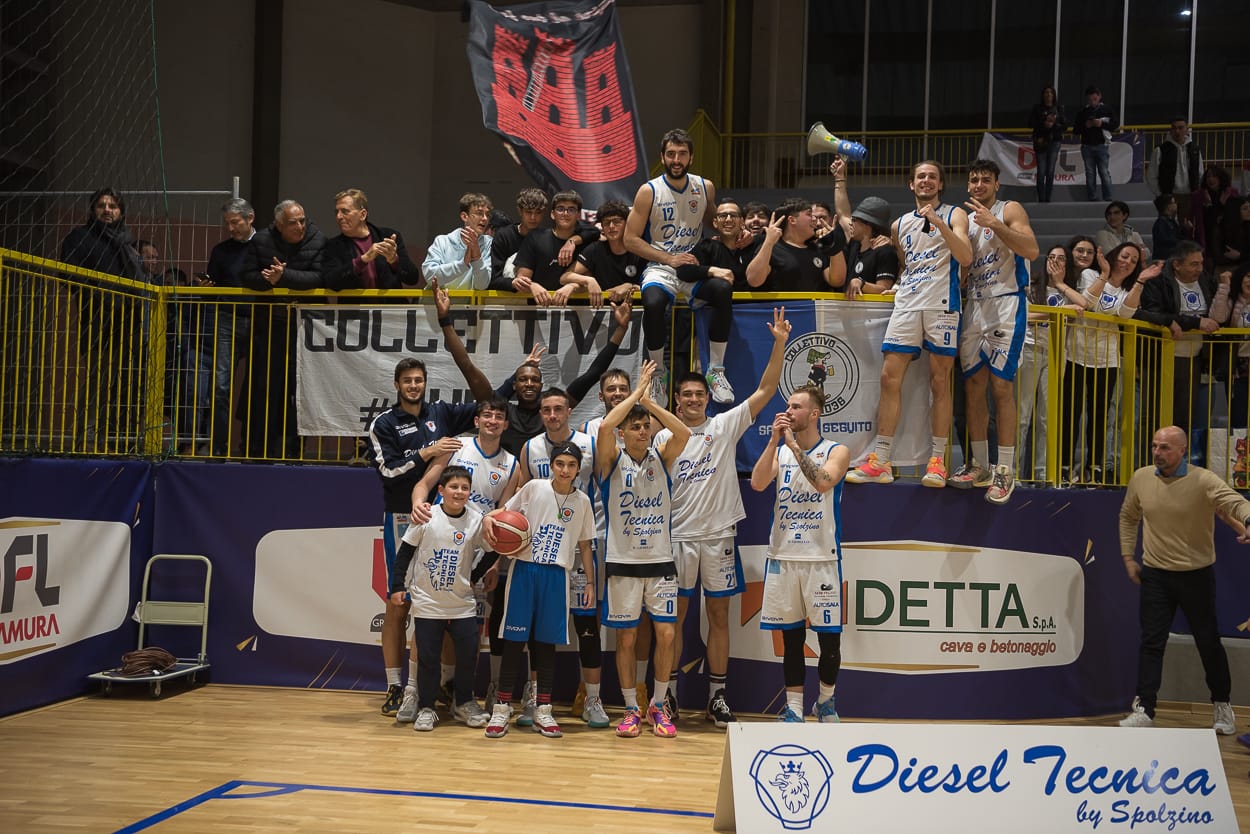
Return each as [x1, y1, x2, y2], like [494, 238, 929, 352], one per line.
[846, 160, 973, 488]
[749, 385, 851, 722]
[595, 361, 691, 738]
[483, 442, 596, 739]
[948, 159, 1039, 505]
[624, 128, 735, 406]
[654, 307, 791, 728]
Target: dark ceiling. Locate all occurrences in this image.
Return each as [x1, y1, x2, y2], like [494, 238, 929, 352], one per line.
[385, 0, 694, 12]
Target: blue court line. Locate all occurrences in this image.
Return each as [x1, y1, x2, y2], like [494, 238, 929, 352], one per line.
[114, 778, 715, 832]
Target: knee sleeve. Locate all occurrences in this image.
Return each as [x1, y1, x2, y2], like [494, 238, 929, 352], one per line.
[641, 285, 671, 353]
[817, 631, 842, 686]
[782, 628, 808, 688]
[574, 613, 602, 669]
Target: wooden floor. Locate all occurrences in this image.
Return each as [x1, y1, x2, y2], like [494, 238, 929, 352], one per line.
[3, 685, 1250, 832]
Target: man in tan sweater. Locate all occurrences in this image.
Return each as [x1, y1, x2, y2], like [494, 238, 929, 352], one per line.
[1118, 425, 1250, 732]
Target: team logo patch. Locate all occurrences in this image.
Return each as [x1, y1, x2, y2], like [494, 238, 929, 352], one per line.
[703, 434, 713, 445]
[854, 261, 864, 275]
[489, 471, 502, 485]
[689, 200, 700, 213]
[425, 420, 436, 431]
[453, 531, 466, 545]
[625, 265, 637, 277]
[812, 256, 824, 268]
[559, 507, 574, 523]
[1183, 290, 1200, 307]
[750, 744, 834, 831]
[781, 332, 861, 416]
[645, 467, 656, 481]
[982, 226, 994, 240]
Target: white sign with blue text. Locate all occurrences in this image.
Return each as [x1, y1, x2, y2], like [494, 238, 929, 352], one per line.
[714, 723, 1236, 833]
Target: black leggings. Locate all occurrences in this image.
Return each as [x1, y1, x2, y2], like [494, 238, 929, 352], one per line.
[781, 628, 842, 688]
[498, 639, 555, 703]
[1062, 361, 1117, 473]
[641, 278, 734, 353]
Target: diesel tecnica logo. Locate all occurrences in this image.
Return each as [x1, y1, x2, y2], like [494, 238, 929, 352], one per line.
[0, 518, 129, 664]
[781, 332, 860, 416]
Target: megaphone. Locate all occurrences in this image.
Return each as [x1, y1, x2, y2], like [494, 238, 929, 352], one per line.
[807, 122, 867, 162]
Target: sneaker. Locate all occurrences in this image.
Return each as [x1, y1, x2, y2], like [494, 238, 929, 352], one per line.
[533, 704, 563, 738]
[813, 696, 840, 723]
[778, 706, 805, 723]
[570, 680, 586, 719]
[985, 464, 1016, 505]
[1119, 696, 1153, 728]
[947, 461, 991, 489]
[582, 695, 610, 728]
[484, 703, 512, 738]
[454, 699, 490, 729]
[664, 688, 680, 723]
[436, 680, 455, 708]
[921, 456, 947, 488]
[381, 684, 404, 717]
[616, 706, 643, 738]
[1214, 701, 1236, 735]
[395, 688, 418, 724]
[706, 366, 734, 404]
[706, 690, 736, 729]
[516, 680, 536, 727]
[846, 453, 894, 484]
[648, 702, 677, 737]
[413, 707, 439, 732]
[484, 680, 498, 712]
[649, 368, 669, 406]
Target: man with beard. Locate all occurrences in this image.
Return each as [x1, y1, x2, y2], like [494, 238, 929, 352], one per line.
[60, 187, 146, 452]
[323, 188, 423, 294]
[421, 193, 493, 290]
[846, 160, 972, 488]
[240, 199, 325, 458]
[624, 128, 735, 406]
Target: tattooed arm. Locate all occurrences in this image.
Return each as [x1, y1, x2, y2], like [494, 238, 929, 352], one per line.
[784, 434, 850, 494]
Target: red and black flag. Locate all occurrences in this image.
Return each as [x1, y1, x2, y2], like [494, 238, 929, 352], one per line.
[466, 0, 647, 207]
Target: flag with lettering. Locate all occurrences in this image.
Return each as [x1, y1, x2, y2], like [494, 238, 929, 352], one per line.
[466, 0, 647, 207]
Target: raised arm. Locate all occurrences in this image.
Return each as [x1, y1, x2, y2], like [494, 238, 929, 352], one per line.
[965, 199, 1040, 261]
[644, 384, 691, 469]
[746, 213, 782, 287]
[596, 360, 654, 477]
[434, 279, 495, 401]
[746, 307, 792, 418]
[568, 299, 633, 406]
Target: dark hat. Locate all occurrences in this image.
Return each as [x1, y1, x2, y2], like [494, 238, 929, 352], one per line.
[550, 441, 582, 464]
[850, 197, 890, 230]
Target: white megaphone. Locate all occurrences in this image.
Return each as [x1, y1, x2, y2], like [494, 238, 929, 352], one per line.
[807, 122, 868, 162]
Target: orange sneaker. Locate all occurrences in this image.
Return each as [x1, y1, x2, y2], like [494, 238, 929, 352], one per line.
[921, 456, 947, 488]
[846, 452, 894, 484]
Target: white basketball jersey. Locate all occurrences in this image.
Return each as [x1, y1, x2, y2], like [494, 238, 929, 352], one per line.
[893, 204, 961, 313]
[601, 446, 673, 566]
[643, 174, 708, 256]
[504, 480, 594, 570]
[967, 200, 1029, 300]
[447, 436, 516, 515]
[521, 430, 595, 492]
[768, 438, 842, 563]
[400, 506, 483, 618]
[656, 403, 753, 541]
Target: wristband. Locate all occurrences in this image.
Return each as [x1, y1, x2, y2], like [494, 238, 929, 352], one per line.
[437, 316, 452, 328]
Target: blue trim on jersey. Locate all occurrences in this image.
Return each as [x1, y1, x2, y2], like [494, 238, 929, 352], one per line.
[761, 619, 808, 631]
[704, 544, 746, 598]
[1012, 252, 1029, 292]
[922, 339, 959, 357]
[830, 481, 844, 561]
[641, 181, 656, 243]
[640, 266, 677, 297]
[600, 592, 639, 629]
[882, 341, 922, 356]
[989, 295, 1029, 381]
[664, 173, 693, 195]
[948, 257, 962, 311]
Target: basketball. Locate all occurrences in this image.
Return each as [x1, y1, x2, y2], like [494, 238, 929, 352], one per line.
[491, 510, 530, 556]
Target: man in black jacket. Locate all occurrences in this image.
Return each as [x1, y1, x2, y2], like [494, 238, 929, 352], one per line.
[1072, 85, 1119, 202]
[323, 188, 422, 296]
[240, 199, 325, 458]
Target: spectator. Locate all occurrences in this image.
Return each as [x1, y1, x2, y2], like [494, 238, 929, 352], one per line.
[1072, 85, 1118, 201]
[160, 266, 210, 454]
[513, 189, 590, 306]
[1215, 197, 1250, 269]
[1094, 200, 1147, 258]
[1192, 165, 1239, 263]
[745, 196, 846, 293]
[60, 187, 145, 281]
[421, 193, 494, 291]
[828, 159, 899, 299]
[1063, 239, 1159, 484]
[1147, 116, 1203, 219]
[240, 199, 325, 458]
[1226, 266, 1250, 428]
[743, 201, 770, 236]
[681, 196, 756, 292]
[1027, 85, 1066, 203]
[489, 188, 548, 290]
[323, 188, 422, 295]
[560, 198, 644, 305]
[202, 198, 256, 457]
[135, 239, 162, 280]
[1151, 194, 1188, 264]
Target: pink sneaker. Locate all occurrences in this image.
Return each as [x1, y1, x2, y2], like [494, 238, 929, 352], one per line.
[846, 452, 893, 484]
[616, 707, 642, 738]
[921, 456, 947, 488]
[648, 702, 677, 738]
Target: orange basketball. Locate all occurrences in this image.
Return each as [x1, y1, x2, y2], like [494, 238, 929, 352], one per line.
[491, 510, 531, 556]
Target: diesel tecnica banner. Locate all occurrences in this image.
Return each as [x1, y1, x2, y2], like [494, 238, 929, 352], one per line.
[466, 0, 647, 207]
[295, 304, 643, 436]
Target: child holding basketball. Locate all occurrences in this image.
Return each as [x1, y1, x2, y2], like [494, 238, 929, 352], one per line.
[389, 466, 496, 732]
[482, 441, 595, 739]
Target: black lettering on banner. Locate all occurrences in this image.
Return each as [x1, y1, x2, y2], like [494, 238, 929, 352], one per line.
[301, 309, 336, 352]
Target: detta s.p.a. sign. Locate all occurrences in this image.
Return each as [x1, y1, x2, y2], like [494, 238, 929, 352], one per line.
[715, 723, 1235, 834]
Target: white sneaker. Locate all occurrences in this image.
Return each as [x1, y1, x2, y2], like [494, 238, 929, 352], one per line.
[413, 707, 439, 732]
[454, 699, 490, 729]
[484, 703, 512, 738]
[1214, 701, 1236, 735]
[516, 680, 536, 727]
[705, 366, 734, 404]
[1119, 696, 1153, 728]
[582, 695, 610, 728]
[533, 703, 563, 738]
[395, 687, 418, 724]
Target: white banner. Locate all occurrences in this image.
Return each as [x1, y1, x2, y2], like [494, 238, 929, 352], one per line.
[709, 538, 1084, 675]
[0, 517, 130, 665]
[716, 723, 1235, 833]
[296, 305, 644, 436]
[975, 132, 1139, 188]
